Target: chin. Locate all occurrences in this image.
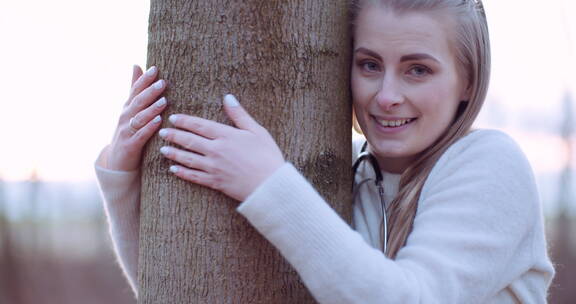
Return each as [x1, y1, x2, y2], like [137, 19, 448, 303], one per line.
[370, 144, 411, 158]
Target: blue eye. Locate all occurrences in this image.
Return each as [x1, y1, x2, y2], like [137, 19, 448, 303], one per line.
[360, 61, 380, 72]
[408, 65, 431, 77]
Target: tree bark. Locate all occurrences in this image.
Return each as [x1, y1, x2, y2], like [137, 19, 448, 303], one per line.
[139, 1, 351, 303]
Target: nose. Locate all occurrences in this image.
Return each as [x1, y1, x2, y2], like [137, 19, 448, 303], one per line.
[375, 76, 404, 111]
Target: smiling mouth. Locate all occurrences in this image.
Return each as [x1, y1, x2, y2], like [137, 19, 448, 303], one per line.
[373, 116, 417, 128]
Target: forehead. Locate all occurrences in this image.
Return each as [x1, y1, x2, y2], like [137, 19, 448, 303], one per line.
[354, 5, 456, 62]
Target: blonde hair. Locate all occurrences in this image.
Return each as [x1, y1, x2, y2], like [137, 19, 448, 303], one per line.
[350, 0, 491, 259]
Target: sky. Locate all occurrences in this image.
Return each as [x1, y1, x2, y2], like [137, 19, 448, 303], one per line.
[0, 0, 574, 213]
[0, 0, 149, 181]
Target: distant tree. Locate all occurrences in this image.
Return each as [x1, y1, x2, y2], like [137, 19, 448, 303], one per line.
[139, 1, 352, 302]
[0, 177, 23, 304]
[549, 92, 576, 303]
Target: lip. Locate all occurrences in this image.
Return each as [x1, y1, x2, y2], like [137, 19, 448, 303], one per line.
[371, 115, 417, 134]
[373, 115, 414, 120]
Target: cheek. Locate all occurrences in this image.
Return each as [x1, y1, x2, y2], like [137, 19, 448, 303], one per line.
[351, 72, 363, 101]
[352, 100, 371, 134]
[351, 69, 377, 104]
[352, 102, 367, 127]
[416, 87, 461, 132]
[419, 78, 461, 113]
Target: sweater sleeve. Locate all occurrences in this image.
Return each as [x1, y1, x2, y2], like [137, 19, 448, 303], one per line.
[236, 130, 553, 304]
[94, 147, 141, 296]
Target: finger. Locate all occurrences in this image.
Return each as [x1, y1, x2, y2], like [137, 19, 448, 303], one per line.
[123, 65, 145, 107]
[131, 65, 143, 86]
[159, 146, 211, 172]
[168, 165, 217, 190]
[223, 94, 261, 132]
[131, 115, 163, 146]
[158, 128, 213, 155]
[168, 114, 236, 139]
[130, 97, 168, 129]
[127, 79, 166, 117]
[127, 66, 159, 103]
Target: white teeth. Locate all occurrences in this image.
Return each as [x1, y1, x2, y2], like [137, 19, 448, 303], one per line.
[377, 118, 412, 128]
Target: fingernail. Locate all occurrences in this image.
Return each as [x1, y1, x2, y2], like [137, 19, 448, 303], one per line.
[224, 94, 239, 107]
[153, 115, 161, 123]
[169, 114, 178, 124]
[160, 146, 170, 155]
[146, 66, 157, 76]
[155, 97, 167, 108]
[170, 165, 179, 173]
[153, 79, 164, 90]
[159, 129, 168, 137]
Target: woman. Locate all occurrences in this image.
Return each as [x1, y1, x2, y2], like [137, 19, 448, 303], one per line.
[95, 0, 555, 302]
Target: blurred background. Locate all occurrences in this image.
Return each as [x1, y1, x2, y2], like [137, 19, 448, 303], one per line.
[0, 0, 574, 303]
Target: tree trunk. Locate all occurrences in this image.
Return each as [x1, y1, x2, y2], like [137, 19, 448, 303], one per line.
[139, 1, 351, 303]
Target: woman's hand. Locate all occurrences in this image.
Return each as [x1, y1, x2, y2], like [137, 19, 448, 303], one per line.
[102, 65, 168, 171]
[158, 94, 285, 201]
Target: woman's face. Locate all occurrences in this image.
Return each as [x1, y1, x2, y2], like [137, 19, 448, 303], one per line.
[352, 6, 468, 173]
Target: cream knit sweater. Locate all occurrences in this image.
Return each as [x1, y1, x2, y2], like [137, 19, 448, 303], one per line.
[95, 129, 554, 303]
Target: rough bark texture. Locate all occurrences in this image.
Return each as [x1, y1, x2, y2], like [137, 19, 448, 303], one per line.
[139, 1, 352, 303]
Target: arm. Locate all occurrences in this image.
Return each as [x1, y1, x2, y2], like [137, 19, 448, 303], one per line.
[94, 65, 168, 297]
[236, 131, 553, 303]
[159, 99, 552, 302]
[95, 152, 141, 294]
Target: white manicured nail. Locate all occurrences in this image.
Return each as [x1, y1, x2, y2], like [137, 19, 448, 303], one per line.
[159, 129, 168, 137]
[160, 146, 170, 155]
[224, 94, 239, 107]
[155, 97, 167, 108]
[153, 79, 164, 90]
[169, 114, 178, 124]
[170, 165, 179, 173]
[153, 115, 161, 123]
[146, 66, 157, 76]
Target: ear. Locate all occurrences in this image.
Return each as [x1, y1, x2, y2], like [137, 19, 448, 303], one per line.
[460, 90, 472, 102]
[460, 78, 472, 102]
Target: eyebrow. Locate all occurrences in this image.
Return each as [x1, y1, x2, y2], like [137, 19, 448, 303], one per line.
[354, 47, 383, 61]
[354, 47, 440, 64]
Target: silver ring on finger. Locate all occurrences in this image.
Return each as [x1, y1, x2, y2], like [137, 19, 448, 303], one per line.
[129, 117, 140, 134]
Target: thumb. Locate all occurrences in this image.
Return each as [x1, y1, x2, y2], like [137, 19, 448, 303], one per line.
[223, 94, 261, 131]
